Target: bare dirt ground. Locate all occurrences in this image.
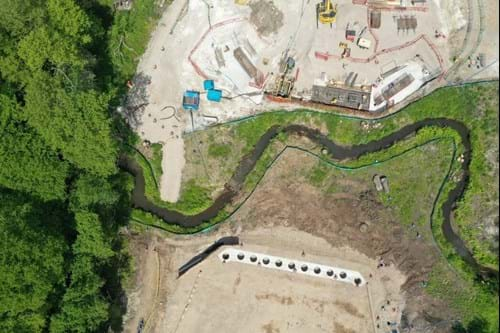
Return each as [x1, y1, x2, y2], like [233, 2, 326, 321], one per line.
[123, 148, 456, 333]
[124, 227, 407, 333]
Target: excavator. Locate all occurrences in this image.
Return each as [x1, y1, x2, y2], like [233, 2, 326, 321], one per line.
[316, 0, 337, 28]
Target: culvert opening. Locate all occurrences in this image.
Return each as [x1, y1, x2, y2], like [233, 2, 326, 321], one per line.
[340, 272, 347, 279]
[301, 264, 308, 272]
[288, 262, 296, 269]
[222, 253, 230, 260]
[263, 258, 270, 265]
[327, 269, 334, 277]
[314, 267, 321, 274]
[237, 253, 245, 260]
[250, 255, 257, 262]
[275, 260, 283, 267]
[354, 278, 362, 286]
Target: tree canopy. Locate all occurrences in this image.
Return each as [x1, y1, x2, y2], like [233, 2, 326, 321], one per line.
[0, 191, 68, 332]
[0, 0, 140, 331]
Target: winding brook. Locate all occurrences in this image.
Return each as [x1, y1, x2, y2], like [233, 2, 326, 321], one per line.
[119, 118, 497, 279]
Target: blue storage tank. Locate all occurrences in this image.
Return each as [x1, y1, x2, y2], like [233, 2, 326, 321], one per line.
[203, 80, 215, 91]
[207, 89, 222, 102]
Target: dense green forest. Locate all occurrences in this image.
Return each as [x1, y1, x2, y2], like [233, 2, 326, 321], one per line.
[0, 0, 157, 331]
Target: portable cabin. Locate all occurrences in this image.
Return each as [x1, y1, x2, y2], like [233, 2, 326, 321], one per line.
[357, 38, 371, 49]
[182, 90, 200, 110]
[203, 80, 215, 91]
[207, 89, 222, 102]
[345, 30, 356, 41]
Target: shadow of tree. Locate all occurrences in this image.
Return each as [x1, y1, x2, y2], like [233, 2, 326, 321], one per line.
[121, 72, 152, 130]
[452, 316, 490, 333]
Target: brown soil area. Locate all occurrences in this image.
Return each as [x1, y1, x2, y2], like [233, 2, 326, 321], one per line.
[249, 0, 284, 36]
[230, 149, 455, 331]
[122, 233, 174, 333]
[123, 146, 457, 333]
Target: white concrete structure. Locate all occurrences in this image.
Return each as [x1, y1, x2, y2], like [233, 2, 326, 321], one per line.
[218, 248, 366, 287]
[369, 60, 432, 111]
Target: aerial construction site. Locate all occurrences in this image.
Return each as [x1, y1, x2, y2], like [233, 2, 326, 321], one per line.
[122, 0, 497, 202]
[120, 1, 499, 332]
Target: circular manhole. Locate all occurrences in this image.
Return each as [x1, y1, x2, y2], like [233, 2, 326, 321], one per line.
[222, 253, 230, 260]
[340, 272, 347, 279]
[237, 253, 245, 260]
[301, 264, 308, 272]
[262, 258, 270, 265]
[275, 260, 283, 267]
[250, 255, 257, 262]
[359, 223, 368, 233]
[314, 267, 321, 274]
[288, 262, 296, 270]
[327, 269, 334, 277]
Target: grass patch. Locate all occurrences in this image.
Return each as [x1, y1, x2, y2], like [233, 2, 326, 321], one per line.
[427, 261, 499, 333]
[174, 179, 213, 214]
[308, 162, 329, 186]
[132, 149, 213, 215]
[208, 143, 231, 158]
[131, 208, 229, 234]
[150, 143, 163, 180]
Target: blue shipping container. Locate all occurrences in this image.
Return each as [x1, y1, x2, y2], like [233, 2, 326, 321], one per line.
[182, 90, 200, 110]
[207, 89, 222, 102]
[203, 80, 215, 91]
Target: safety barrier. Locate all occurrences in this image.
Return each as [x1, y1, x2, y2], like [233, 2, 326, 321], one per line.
[314, 33, 446, 80]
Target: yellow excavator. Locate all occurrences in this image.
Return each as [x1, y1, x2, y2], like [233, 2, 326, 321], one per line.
[316, 0, 337, 28]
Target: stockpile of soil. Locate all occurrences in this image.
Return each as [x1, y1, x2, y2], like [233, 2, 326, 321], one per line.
[249, 0, 284, 36]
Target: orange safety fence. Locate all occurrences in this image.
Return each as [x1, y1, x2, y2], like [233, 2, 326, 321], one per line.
[314, 33, 445, 77]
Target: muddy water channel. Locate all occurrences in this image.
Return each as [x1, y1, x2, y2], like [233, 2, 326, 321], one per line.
[119, 118, 497, 279]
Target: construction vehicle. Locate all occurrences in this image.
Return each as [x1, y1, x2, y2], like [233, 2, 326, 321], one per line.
[275, 56, 296, 97]
[266, 55, 296, 98]
[345, 22, 357, 42]
[316, 0, 337, 28]
[341, 48, 351, 59]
